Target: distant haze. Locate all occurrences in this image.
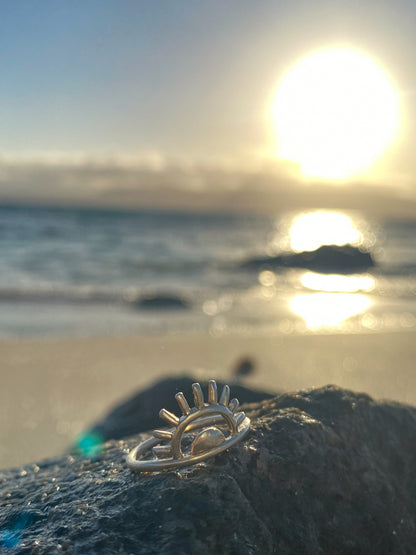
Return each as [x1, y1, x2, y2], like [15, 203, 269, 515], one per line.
[0, 154, 415, 217]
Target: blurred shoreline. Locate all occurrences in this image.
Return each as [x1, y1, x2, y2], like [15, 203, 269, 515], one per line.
[0, 205, 415, 338]
[1, 328, 415, 470]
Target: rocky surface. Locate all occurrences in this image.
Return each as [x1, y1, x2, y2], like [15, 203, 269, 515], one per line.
[241, 244, 375, 274]
[1, 384, 415, 553]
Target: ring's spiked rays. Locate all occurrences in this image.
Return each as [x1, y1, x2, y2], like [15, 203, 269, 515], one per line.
[126, 380, 250, 472]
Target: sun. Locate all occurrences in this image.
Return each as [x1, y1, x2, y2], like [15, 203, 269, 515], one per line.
[271, 47, 400, 180]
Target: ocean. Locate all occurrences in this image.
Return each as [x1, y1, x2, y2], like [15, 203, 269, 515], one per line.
[0, 204, 415, 338]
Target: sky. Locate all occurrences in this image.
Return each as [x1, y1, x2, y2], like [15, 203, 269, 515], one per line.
[1, 0, 416, 215]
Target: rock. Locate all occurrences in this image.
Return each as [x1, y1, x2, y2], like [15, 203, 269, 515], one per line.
[242, 244, 375, 274]
[85, 376, 275, 442]
[231, 356, 256, 380]
[1, 384, 415, 553]
[133, 293, 190, 310]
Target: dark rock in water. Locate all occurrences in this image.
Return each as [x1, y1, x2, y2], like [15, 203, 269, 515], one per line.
[86, 376, 274, 442]
[242, 244, 375, 274]
[2, 384, 416, 554]
[133, 293, 190, 310]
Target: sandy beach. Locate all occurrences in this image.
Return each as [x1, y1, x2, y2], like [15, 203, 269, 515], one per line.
[1, 329, 415, 470]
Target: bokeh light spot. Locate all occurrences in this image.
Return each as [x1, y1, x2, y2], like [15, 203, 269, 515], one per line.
[75, 431, 104, 457]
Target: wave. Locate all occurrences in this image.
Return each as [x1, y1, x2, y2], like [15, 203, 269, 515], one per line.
[0, 286, 122, 304]
[377, 263, 416, 277]
[0, 286, 192, 310]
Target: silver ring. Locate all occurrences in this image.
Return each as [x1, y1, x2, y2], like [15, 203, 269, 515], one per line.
[126, 380, 250, 472]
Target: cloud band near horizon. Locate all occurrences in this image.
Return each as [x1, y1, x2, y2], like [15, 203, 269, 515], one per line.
[0, 152, 414, 217]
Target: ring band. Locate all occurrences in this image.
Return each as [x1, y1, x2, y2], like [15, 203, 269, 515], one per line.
[126, 380, 250, 472]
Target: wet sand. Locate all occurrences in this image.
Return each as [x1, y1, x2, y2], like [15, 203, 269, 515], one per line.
[1, 329, 415, 469]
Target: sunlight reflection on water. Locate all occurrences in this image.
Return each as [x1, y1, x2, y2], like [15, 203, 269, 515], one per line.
[269, 209, 376, 256]
[274, 210, 376, 330]
[300, 272, 375, 293]
[290, 293, 371, 329]
[289, 211, 362, 252]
